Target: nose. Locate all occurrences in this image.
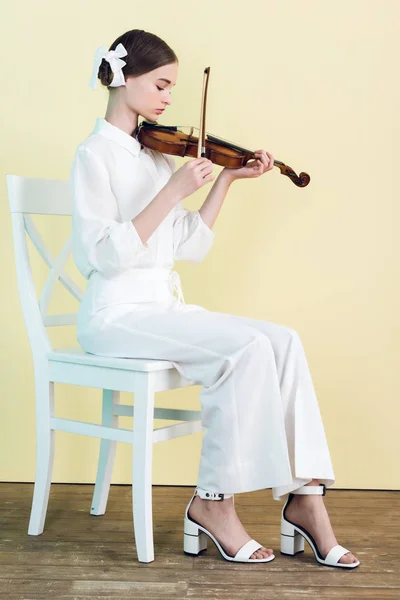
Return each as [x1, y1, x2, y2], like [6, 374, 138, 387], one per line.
[164, 91, 172, 106]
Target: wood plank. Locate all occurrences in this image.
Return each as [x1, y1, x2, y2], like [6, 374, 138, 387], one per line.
[0, 484, 399, 599]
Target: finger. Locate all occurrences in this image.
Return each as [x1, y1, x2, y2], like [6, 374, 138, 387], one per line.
[198, 159, 213, 171]
[191, 157, 211, 166]
[261, 150, 269, 168]
[196, 159, 213, 171]
[245, 159, 257, 169]
[202, 172, 214, 182]
[255, 155, 265, 168]
[254, 150, 268, 167]
[199, 166, 213, 178]
[246, 159, 259, 169]
[265, 152, 274, 170]
[255, 149, 272, 160]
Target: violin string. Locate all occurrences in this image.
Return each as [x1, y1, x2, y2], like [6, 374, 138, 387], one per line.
[175, 125, 254, 155]
[143, 121, 254, 154]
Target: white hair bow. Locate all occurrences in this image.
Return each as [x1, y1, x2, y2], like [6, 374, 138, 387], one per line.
[89, 42, 128, 90]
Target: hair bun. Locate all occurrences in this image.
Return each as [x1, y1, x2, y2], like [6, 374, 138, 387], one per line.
[98, 58, 113, 87]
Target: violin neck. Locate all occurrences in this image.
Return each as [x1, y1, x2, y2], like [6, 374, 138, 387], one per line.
[206, 134, 253, 155]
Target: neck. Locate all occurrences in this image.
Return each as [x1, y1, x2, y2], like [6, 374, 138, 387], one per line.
[105, 98, 139, 136]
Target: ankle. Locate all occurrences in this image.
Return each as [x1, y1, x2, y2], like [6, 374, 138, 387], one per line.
[193, 494, 234, 512]
[195, 487, 233, 501]
[290, 493, 324, 513]
[291, 481, 324, 501]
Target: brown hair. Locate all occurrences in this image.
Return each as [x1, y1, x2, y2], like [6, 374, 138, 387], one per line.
[98, 29, 178, 89]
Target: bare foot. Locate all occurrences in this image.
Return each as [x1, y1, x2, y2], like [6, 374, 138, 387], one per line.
[188, 494, 273, 560]
[284, 484, 358, 565]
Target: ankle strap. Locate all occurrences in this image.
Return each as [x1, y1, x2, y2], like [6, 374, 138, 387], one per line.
[195, 487, 233, 501]
[292, 483, 326, 496]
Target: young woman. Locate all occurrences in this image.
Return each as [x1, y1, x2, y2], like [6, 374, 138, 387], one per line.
[70, 29, 359, 567]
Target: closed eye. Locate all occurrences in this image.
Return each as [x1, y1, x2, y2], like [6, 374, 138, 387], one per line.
[156, 85, 171, 94]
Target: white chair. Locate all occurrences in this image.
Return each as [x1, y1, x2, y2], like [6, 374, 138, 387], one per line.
[6, 174, 203, 563]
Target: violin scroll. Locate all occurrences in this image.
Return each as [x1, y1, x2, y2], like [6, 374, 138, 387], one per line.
[273, 160, 310, 188]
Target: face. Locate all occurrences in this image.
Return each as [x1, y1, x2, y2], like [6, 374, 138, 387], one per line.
[125, 62, 178, 122]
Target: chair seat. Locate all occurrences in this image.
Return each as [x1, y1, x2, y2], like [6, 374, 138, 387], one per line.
[47, 346, 176, 372]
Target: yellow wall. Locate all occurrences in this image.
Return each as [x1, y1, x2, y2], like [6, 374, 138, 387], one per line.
[1, 0, 398, 491]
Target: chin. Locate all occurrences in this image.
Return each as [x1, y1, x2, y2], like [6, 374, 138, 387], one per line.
[142, 111, 158, 123]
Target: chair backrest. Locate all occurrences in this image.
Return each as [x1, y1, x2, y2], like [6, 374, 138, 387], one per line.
[6, 175, 84, 363]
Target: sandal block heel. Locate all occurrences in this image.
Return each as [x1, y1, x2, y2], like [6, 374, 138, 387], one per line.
[280, 518, 305, 555]
[183, 488, 275, 563]
[279, 485, 360, 568]
[183, 516, 208, 555]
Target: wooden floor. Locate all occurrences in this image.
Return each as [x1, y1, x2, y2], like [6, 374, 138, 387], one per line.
[0, 484, 399, 599]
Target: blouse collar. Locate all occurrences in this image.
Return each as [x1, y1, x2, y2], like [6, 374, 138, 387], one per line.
[92, 117, 142, 157]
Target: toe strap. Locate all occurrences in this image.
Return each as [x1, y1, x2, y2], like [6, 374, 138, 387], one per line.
[324, 544, 351, 565]
[234, 539, 263, 560]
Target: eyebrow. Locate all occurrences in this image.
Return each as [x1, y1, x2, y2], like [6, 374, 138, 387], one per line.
[157, 78, 175, 86]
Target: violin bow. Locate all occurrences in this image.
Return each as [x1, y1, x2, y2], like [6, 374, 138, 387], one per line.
[197, 67, 210, 158]
[196, 66, 310, 187]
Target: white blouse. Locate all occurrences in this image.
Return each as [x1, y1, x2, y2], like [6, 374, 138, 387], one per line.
[70, 117, 215, 312]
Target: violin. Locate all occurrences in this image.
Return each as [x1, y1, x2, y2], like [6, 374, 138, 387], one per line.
[137, 67, 310, 188]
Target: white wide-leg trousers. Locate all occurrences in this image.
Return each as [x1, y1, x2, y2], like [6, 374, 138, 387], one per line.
[77, 302, 335, 501]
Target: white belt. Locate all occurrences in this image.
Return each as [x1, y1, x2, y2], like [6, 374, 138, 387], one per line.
[88, 268, 186, 306]
[112, 268, 185, 304]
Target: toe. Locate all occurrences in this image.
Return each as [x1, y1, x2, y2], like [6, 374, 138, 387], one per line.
[339, 552, 357, 564]
[251, 546, 273, 559]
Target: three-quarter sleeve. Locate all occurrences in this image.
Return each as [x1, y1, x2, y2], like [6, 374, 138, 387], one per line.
[172, 201, 215, 263]
[70, 146, 148, 279]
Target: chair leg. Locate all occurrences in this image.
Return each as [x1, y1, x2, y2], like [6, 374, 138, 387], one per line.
[91, 390, 120, 516]
[132, 373, 155, 563]
[28, 379, 55, 535]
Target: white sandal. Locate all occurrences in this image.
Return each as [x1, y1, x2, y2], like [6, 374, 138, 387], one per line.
[184, 487, 275, 563]
[280, 483, 360, 568]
